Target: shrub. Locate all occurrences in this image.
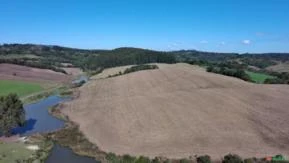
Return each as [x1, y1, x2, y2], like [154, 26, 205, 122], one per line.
[180, 158, 192, 163]
[223, 154, 243, 163]
[197, 155, 211, 163]
[136, 156, 151, 163]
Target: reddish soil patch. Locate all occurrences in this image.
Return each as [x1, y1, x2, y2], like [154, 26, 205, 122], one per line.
[0, 135, 20, 143]
[0, 64, 71, 83]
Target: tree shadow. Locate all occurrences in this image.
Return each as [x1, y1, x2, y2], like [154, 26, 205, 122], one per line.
[12, 118, 37, 135]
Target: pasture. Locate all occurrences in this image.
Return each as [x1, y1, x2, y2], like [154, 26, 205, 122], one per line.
[246, 71, 275, 83]
[0, 80, 43, 97]
[0, 142, 34, 163]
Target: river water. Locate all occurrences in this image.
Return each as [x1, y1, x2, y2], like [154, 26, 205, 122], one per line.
[12, 96, 69, 135]
[46, 144, 98, 163]
[12, 75, 99, 162]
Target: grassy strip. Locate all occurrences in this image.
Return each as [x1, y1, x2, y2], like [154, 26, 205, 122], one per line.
[245, 71, 275, 84]
[21, 86, 73, 104]
[0, 135, 53, 163]
[22, 135, 54, 163]
[0, 141, 34, 163]
[0, 80, 43, 97]
[21, 89, 56, 104]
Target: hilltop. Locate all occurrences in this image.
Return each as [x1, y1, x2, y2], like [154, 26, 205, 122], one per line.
[62, 63, 289, 159]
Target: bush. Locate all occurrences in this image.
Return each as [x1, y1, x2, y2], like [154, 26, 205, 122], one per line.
[136, 156, 151, 163]
[197, 155, 211, 163]
[223, 154, 243, 163]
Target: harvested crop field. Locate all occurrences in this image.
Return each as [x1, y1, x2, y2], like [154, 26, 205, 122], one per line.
[62, 67, 83, 76]
[62, 63, 289, 159]
[0, 64, 71, 83]
[90, 65, 133, 80]
[266, 62, 289, 72]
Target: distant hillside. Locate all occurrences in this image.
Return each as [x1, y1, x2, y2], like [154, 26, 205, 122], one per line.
[171, 50, 289, 69]
[171, 50, 238, 62]
[1, 44, 289, 73]
[0, 44, 176, 71]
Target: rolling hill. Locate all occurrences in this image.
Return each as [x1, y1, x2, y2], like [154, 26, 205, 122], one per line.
[62, 63, 289, 159]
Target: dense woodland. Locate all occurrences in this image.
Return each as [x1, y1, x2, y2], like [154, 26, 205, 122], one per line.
[1, 44, 289, 84]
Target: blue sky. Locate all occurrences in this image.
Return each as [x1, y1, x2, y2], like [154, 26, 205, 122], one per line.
[0, 0, 289, 53]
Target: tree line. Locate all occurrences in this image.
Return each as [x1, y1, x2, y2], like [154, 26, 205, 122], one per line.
[264, 72, 289, 84]
[107, 64, 159, 78]
[0, 58, 67, 74]
[106, 152, 287, 163]
[206, 65, 251, 82]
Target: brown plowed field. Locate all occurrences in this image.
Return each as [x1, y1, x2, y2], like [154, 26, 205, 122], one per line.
[0, 64, 70, 83]
[62, 63, 289, 159]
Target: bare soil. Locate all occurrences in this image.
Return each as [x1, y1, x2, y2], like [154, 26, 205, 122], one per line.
[0, 64, 71, 83]
[266, 62, 289, 72]
[91, 65, 133, 80]
[62, 67, 83, 76]
[62, 63, 289, 159]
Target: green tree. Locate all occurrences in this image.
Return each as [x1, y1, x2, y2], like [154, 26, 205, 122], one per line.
[0, 94, 25, 136]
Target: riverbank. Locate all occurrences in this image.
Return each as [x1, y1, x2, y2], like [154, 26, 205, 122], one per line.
[46, 123, 106, 162]
[21, 85, 74, 105]
[0, 134, 53, 163]
[44, 122, 199, 163]
[45, 86, 197, 163]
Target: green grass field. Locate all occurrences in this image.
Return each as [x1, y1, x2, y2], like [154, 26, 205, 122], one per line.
[0, 80, 43, 97]
[0, 142, 34, 163]
[246, 71, 275, 83]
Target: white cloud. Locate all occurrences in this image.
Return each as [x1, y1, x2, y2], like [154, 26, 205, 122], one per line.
[200, 40, 208, 44]
[220, 41, 226, 45]
[242, 40, 251, 45]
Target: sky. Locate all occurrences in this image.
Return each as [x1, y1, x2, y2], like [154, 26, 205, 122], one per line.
[0, 0, 289, 53]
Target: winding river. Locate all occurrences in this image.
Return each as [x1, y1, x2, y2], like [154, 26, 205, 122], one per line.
[13, 76, 98, 163]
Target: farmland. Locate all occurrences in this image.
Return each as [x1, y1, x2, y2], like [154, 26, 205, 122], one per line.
[0, 80, 43, 97]
[245, 71, 275, 83]
[0, 63, 71, 83]
[0, 63, 72, 99]
[62, 63, 289, 159]
[266, 62, 289, 73]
